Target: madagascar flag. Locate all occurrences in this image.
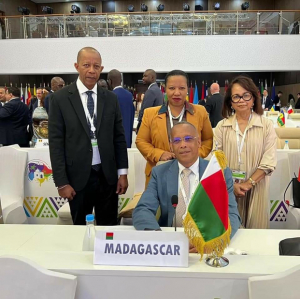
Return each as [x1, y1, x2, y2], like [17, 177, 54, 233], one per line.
[183, 152, 231, 259]
[277, 109, 285, 127]
[106, 232, 114, 240]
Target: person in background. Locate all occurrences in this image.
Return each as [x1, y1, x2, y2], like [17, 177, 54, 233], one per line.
[214, 76, 277, 229]
[0, 87, 30, 147]
[107, 69, 135, 148]
[98, 79, 108, 89]
[261, 89, 273, 111]
[288, 94, 295, 109]
[44, 77, 65, 114]
[136, 69, 164, 133]
[0, 87, 6, 106]
[273, 91, 282, 111]
[133, 121, 241, 240]
[205, 83, 223, 128]
[136, 70, 213, 188]
[28, 87, 43, 118]
[295, 93, 300, 109]
[32, 89, 49, 143]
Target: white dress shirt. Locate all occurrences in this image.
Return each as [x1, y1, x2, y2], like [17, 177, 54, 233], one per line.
[178, 158, 199, 205]
[76, 78, 127, 176]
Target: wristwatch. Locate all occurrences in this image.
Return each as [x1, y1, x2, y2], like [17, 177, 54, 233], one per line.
[248, 177, 256, 186]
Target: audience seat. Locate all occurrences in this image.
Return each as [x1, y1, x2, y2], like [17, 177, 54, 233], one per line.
[0, 146, 28, 224]
[275, 128, 300, 149]
[248, 264, 300, 299]
[288, 113, 300, 120]
[0, 255, 77, 299]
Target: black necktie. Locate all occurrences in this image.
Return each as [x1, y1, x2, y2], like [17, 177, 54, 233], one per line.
[86, 91, 97, 138]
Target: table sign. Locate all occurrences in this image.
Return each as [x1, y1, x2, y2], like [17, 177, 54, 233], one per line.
[35, 139, 49, 148]
[94, 230, 189, 267]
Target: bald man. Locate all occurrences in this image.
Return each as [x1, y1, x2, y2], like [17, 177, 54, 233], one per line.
[136, 69, 164, 132]
[98, 79, 108, 89]
[205, 83, 224, 128]
[107, 69, 135, 148]
[44, 76, 65, 113]
[49, 47, 128, 225]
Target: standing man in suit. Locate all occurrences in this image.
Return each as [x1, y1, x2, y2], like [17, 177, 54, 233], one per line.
[28, 87, 43, 118]
[205, 83, 223, 128]
[261, 89, 273, 111]
[0, 87, 6, 106]
[273, 91, 283, 111]
[133, 122, 241, 240]
[48, 47, 128, 225]
[0, 87, 30, 147]
[136, 69, 164, 133]
[107, 69, 135, 148]
[44, 77, 65, 114]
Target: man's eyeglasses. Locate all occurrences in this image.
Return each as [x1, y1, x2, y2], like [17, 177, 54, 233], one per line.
[231, 92, 252, 103]
[171, 136, 197, 145]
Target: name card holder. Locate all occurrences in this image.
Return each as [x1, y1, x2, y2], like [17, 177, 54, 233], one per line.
[94, 230, 189, 268]
[35, 139, 49, 148]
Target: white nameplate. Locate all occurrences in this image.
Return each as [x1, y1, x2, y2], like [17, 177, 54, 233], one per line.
[35, 139, 49, 148]
[94, 230, 189, 267]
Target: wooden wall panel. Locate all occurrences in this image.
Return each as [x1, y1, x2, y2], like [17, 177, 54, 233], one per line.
[36, 2, 102, 15]
[0, 0, 37, 16]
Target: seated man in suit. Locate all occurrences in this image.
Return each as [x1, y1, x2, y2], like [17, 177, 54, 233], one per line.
[133, 121, 241, 240]
[261, 89, 273, 111]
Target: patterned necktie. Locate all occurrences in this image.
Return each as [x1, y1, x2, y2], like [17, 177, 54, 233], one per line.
[86, 91, 96, 138]
[176, 168, 192, 227]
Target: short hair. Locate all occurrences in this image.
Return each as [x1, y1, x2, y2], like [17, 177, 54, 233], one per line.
[297, 92, 300, 96]
[77, 47, 101, 63]
[36, 87, 43, 91]
[222, 75, 263, 118]
[165, 70, 189, 86]
[7, 86, 20, 98]
[145, 69, 156, 80]
[278, 91, 283, 94]
[263, 89, 268, 92]
[170, 121, 197, 138]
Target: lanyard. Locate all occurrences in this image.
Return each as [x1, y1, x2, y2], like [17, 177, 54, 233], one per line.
[168, 105, 185, 129]
[235, 113, 252, 167]
[82, 92, 97, 136]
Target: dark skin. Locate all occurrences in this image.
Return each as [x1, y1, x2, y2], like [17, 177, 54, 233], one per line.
[58, 48, 128, 200]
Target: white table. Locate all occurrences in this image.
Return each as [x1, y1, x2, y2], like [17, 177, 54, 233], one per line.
[1, 225, 300, 299]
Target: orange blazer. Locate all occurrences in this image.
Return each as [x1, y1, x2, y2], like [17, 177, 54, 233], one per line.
[136, 104, 213, 186]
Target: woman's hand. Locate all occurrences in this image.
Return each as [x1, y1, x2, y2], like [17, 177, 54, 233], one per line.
[234, 181, 252, 197]
[159, 151, 175, 161]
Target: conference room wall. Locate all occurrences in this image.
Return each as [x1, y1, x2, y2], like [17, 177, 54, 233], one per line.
[0, 35, 299, 75]
[0, 0, 37, 16]
[35, 2, 103, 15]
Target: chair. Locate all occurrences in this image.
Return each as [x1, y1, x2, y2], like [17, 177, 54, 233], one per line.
[275, 128, 300, 149]
[248, 264, 300, 299]
[0, 256, 77, 299]
[0, 146, 28, 224]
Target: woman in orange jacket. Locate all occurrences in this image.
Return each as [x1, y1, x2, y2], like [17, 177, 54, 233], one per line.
[136, 70, 213, 187]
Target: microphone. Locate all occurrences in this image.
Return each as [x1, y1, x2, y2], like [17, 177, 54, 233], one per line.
[171, 195, 178, 231]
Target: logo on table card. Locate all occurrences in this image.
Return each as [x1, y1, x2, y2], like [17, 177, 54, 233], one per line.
[106, 232, 114, 240]
[27, 160, 53, 186]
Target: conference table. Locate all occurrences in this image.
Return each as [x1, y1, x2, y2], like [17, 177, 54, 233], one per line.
[1, 224, 300, 299]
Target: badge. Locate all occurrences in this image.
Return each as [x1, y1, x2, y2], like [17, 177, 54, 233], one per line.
[232, 170, 246, 184]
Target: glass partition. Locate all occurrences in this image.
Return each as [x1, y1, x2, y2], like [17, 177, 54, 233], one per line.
[1, 10, 299, 39]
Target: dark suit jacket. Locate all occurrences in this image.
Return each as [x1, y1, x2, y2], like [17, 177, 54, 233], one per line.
[48, 82, 128, 191]
[261, 96, 273, 110]
[137, 83, 164, 131]
[295, 99, 300, 109]
[113, 87, 135, 148]
[43, 91, 53, 114]
[28, 97, 38, 119]
[0, 98, 30, 146]
[205, 93, 224, 128]
[133, 158, 241, 238]
[273, 95, 281, 111]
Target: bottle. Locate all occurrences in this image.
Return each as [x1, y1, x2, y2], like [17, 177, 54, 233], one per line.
[284, 140, 289, 150]
[82, 214, 96, 251]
